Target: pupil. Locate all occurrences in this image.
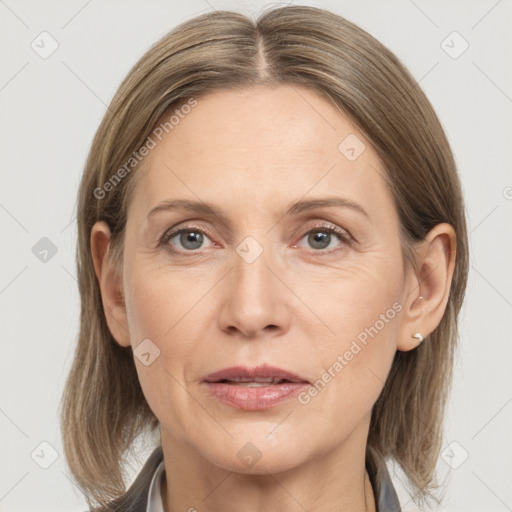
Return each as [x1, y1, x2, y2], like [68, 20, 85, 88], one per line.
[309, 231, 330, 249]
[181, 231, 203, 250]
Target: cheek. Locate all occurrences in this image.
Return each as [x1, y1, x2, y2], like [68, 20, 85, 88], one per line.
[124, 257, 208, 344]
[294, 247, 404, 341]
[122, 254, 223, 397]
[295, 252, 403, 415]
[123, 265, 204, 438]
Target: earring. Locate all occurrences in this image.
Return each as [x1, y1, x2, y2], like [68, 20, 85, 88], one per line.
[412, 332, 423, 343]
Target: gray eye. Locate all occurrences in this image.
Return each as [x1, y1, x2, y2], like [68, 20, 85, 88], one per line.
[307, 231, 333, 250]
[178, 231, 204, 250]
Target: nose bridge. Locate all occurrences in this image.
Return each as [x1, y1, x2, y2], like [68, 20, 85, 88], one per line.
[235, 238, 272, 295]
[218, 235, 289, 337]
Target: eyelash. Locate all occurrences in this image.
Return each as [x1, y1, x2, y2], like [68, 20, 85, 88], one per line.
[159, 222, 352, 256]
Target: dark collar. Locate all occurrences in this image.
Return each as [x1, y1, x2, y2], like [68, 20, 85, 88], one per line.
[366, 449, 402, 512]
[101, 446, 401, 512]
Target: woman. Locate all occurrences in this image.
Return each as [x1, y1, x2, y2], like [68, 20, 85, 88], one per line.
[60, 5, 468, 512]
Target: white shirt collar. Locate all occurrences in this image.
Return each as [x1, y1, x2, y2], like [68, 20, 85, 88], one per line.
[146, 458, 165, 512]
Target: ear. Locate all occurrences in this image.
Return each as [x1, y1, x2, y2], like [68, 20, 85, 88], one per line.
[90, 221, 131, 347]
[397, 222, 457, 351]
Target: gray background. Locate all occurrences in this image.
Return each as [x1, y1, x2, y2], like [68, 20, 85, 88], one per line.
[1, 0, 511, 510]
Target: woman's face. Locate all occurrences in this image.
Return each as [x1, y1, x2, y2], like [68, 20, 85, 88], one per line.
[118, 85, 415, 473]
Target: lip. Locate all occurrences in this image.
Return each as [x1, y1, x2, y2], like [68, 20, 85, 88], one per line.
[203, 365, 310, 411]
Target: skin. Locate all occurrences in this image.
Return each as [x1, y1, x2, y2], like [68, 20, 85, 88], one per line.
[91, 85, 456, 512]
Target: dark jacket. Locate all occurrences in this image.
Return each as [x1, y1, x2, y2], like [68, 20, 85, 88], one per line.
[98, 446, 402, 511]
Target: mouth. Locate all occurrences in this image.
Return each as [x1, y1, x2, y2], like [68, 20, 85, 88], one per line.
[203, 365, 310, 410]
[211, 377, 298, 387]
[204, 365, 309, 385]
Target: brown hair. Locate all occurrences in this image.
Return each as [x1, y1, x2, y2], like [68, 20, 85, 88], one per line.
[60, 5, 469, 509]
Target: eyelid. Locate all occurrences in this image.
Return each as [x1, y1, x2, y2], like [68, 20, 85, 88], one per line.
[298, 221, 351, 239]
[159, 222, 217, 250]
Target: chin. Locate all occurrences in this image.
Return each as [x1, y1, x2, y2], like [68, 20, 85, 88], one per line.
[197, 433, 311, 476]
[214, 450, 304, 476]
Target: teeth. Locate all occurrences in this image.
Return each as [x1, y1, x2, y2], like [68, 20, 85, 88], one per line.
[222, 377, 289, 386]
[234, 382, 273, 387]
[227, 377, 277, 383]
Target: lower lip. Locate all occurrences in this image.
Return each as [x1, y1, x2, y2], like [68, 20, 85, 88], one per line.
[204, 382, 309, 410]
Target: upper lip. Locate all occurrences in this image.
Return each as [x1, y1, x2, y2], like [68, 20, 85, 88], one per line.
[203, 365, 310, 384]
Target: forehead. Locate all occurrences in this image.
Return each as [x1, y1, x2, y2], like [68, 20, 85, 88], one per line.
[128, 85, 395, 222]
[154, 85, 357, 164]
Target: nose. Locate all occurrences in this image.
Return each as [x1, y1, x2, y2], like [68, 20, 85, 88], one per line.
[217, 242, 291, 339]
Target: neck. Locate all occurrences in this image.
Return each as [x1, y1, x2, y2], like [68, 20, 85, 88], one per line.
[160, 422, 376, 512]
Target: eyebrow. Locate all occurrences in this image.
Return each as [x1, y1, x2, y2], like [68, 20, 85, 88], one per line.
[147, 196, 369, 221]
